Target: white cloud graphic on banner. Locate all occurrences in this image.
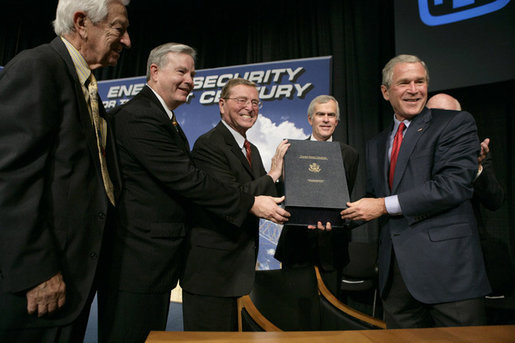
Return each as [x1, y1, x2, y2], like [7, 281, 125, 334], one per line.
[247, 114, 308, 171]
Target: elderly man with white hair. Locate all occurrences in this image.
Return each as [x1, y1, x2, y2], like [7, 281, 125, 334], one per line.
[0, 0, 131, 341]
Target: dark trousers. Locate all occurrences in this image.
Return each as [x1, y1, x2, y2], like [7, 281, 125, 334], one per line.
[382, 255, 486, 328]
[98, 289, 170, 343]
[275, 226, 347, 299]
[0, 291, 94, 343]
[182, 290, 238, 331]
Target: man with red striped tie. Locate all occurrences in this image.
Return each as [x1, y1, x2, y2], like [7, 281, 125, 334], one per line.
[341, 54, 490, 329]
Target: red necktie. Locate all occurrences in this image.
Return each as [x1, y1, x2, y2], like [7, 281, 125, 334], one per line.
[389, 122, 406, 190]
[244, 139, 252, 166]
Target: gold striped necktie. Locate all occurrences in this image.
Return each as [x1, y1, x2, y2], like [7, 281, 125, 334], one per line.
[87, 74, 115, 205]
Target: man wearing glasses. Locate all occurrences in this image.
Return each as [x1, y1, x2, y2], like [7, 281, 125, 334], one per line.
[101, 47, 289, 342]
[181, 78, 289, 331]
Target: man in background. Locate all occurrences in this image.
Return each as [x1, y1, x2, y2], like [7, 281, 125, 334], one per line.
[275, 94, 359, 297]
[0, 0, 131, 341]
[181, 78, 289, 331]
[342, 55, 490, 328]
[100, 44, 289, 342]
[427, 93, 510, 299]
[426, 93, 461, 111]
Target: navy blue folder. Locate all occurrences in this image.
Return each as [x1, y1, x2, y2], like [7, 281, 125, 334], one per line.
[283, 139, 349, 228]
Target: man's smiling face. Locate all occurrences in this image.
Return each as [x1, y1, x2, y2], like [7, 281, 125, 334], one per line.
[381, 62, 428, 121]
[308, 100, 339, 141]
[219, 84, 259, 136]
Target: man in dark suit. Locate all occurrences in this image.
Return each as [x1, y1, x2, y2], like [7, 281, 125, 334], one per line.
[181, 78, 289, 331]
[100, 44, 289, 342]
[0, 0, 131, 341]
[275, 95, 359, 297]
[341, 55, 491, 328]
[427, 93, 511, 297]
[471, 138, 514, 298]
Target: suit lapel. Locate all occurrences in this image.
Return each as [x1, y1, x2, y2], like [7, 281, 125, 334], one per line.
[249, 143, 264, 177]
[141, 86, 191, 154]
[105, 112, 122, 201]
[391, 108, 431, 192]
[232, 143, 253, 175]
[50, 38, 103, 180]
[376, 128, 391, 195]
[174, 121, 190, 153]
[217, 122, 255, 177]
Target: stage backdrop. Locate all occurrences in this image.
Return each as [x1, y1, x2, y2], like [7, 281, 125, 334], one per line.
[98, 56, 332, 270]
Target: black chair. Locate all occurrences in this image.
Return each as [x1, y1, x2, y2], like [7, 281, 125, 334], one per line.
[340, 241, 380, 318]
[237, 266, 386, 331]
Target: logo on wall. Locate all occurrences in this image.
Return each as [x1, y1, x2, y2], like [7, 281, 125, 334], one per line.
[419, 0, 510, 26]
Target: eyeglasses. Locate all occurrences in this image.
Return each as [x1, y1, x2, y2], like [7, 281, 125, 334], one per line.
[225, 97, 263, 109]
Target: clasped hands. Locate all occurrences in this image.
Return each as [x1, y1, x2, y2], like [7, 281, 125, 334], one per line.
[307, 197, 387, 231]
[252, 141, 387, 228]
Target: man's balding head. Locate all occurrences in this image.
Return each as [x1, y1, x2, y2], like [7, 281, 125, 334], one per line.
[427, 93, 462, 111]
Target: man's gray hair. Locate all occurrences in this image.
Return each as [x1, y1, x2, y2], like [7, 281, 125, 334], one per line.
[220, 78, 257, 99]
[307, 95, 340, 121]
[146, 43, 197, 81]
[382, 54, 429, 88]
[53, 0, 130, 36]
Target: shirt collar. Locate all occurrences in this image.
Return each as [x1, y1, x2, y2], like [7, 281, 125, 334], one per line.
[310, 135, 333, 142]
[147, 84, 174, 120]
[392, 114, 411, 132]
[60, 37, 91, 86]
[221, 119, 246, 149]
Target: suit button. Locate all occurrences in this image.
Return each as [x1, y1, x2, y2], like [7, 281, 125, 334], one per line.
[97, 212, 106, 220]
[89, 252, 98, 259]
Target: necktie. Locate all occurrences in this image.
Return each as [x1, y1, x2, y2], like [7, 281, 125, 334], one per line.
[389, 122, 406, 190]
[87, 74, 115, 205]
[171, 113, 179, 132]
[170, 113, 190, 152]
[244, 139, 252, 167]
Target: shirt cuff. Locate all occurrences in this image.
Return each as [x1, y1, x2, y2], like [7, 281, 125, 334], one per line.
[474, 164, 483, 181]
[384, 195, 402, 216]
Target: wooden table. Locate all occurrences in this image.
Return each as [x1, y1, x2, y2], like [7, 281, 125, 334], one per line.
[146, 325, 515, 342]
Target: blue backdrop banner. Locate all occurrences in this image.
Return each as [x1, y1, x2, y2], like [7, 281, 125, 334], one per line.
[98, 56, 332, 270]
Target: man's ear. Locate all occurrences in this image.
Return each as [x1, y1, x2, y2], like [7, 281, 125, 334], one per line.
[219, 98, 226, 115]
[380, 84, 389, 101]
[149, 64, 159, 82]
[73, 11, 88, 38]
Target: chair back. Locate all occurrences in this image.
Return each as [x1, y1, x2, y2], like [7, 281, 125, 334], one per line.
[249, 267, 321, 331]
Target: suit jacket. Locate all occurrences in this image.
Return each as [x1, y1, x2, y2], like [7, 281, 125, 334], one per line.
[472, 154, 512, 294]
[274, 139, 359, 272]
[367, 107, 491, 304]
[180, 121, 278, 297]
[0, 37, 113, 329]
[472, 154, 504, 229]
[109, 87, 254, 293]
